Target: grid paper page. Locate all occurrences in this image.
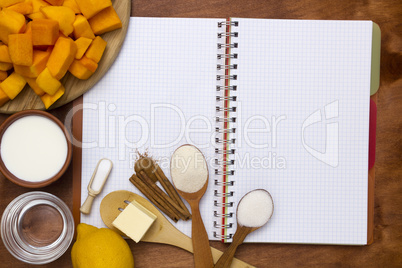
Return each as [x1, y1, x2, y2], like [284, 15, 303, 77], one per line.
[229, 18, 372, 244]
[81, 17, 222, 239]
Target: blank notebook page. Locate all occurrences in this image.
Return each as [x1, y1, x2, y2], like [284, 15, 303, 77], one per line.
[81, 17, 221, 238]
[231, 18, 372, 244]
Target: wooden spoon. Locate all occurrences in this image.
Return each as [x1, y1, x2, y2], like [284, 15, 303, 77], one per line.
[170, 145, 214, 268]
[214, 189, 274, 268]
[100, 190, 255, 268]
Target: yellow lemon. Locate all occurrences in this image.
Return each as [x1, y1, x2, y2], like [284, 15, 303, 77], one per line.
[71, 223, 134, 268]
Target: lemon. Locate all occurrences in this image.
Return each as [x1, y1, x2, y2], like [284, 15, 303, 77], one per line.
[71, 223, 134, 268]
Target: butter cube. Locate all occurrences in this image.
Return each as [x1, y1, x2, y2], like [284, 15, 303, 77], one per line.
[112, 201, 157, 243]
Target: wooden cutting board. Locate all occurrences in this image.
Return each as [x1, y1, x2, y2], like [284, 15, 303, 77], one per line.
[0, 0, 131, 114]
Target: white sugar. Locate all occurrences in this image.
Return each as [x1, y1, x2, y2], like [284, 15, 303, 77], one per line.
[237, 189, 274, 227]
[170, 145, 208, 193]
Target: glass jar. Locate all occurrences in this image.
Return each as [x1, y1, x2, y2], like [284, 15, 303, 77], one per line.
[1, 191, 74, 265]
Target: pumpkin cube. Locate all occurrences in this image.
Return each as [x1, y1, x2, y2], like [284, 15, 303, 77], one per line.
[73, 14, 95, 39]
[85, 36, 106, 63]
[0, 45, 12, 63]
[25, 76, 45, 96]
[6, 1, 33, 15]
[79, 56, 97, 72]
[75, 0, 111, 19]
[88, 6, 122, 35]
[40, 84, 64, 109]
[0, 70, 8, 81]
[75, 37, 92, 59]
[0, 72, 26, 99]
[31, 18, 59, 46]
[0, 87, 10, 107]
[24, 21, 32, 35]
[14, 49, 51, 78]
[40, 6, 75, 36]
[0, 62, 13, 71]
[8, 33, 33, 66]
[47, 36, 77, 79]
[63, 0, 80, 14]
[36, 67, 61, 95]
[32, 0, 49, 13]
[68, 58, 93, 79]
[45, 0, 64, 6]
[27, 11, 47, 20]
[0, 0, 24, 8]
[0, 8, 26, 44]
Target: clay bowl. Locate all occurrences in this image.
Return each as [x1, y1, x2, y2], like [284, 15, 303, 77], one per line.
[0, 110, 72, 188]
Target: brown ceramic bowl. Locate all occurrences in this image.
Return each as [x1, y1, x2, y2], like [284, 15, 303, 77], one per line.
[0, 110, 72, 188]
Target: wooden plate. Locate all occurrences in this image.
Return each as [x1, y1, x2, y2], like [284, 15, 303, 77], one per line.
[0, 0, 131, 114]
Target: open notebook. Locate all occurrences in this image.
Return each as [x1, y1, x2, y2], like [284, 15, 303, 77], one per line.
[79, 17, 380, 245]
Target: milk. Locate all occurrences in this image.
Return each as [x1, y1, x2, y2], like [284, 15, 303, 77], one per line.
[1, 115, 68, 182]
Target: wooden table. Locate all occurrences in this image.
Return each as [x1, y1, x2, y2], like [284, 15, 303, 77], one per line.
[1, 0, 402, 267]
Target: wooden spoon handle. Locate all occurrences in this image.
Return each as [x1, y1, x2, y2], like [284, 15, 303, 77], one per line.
[191, 201, 214, 268]
[214, 226, 253, 268]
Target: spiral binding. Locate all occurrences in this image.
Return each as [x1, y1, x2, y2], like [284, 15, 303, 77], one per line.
[217, 43, 238, 49]
[213, 19, 238, 241]
[216, 85, 237, 91]
[217, 64, 237, 70]
[217, 21, 239, 27]
[215, 127, 236, 133]
[216, 96, 237, 102]
[217, 53, 238, 59]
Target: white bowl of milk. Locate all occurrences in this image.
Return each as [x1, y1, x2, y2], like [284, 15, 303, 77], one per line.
[0, 110, 72, 188]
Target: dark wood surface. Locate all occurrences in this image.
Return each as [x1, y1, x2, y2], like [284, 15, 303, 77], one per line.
[1, 0, 402, 267]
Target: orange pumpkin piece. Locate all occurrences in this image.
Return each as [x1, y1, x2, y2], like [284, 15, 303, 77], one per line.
[79, 56, 97, 72]
[8, 33, 33, 66]
[0, 8, 26, 44]
[40, 6, 75, 36]
[0, 72, 26, 99]
[13, 49, 51, 78]
[75, 0, 111, 19]
[31, 0, 49, 13]
[0, 45, 12, 63]
[74, 37, 92, 59]
[68, 59, 93, 80]
[27, 11, 47, 20]
[36, 67, 61, 95]
[0, 0, 24, 8]
[62, 0, 80, 14]
[25, 76, 45, 96]
[40, 84, 64, 109]
[0, 70, 8, 81]
[6, 1, 33, 15]
[46, 36, 77, 79]
[85, 36, 106, 63]
[0, 62, 13, 71]
[0, 87, 10, 107]
[45, 0, 64, 6]
[31, 18, 59, 46]
[24, 21, 32, 36]
[73, 14, 95, 39]
[88, 6, 122, 35]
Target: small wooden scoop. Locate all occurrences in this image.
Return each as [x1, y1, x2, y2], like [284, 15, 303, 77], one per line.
[80, 158, 113, 214]
[100, 190, 255, 268]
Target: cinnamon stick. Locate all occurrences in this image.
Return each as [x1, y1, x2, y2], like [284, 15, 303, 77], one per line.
[134, 156, 191, 220]
[153, 162, 191, 216]
[137, 170, 191, 220]
[129, 174, 179, 222]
